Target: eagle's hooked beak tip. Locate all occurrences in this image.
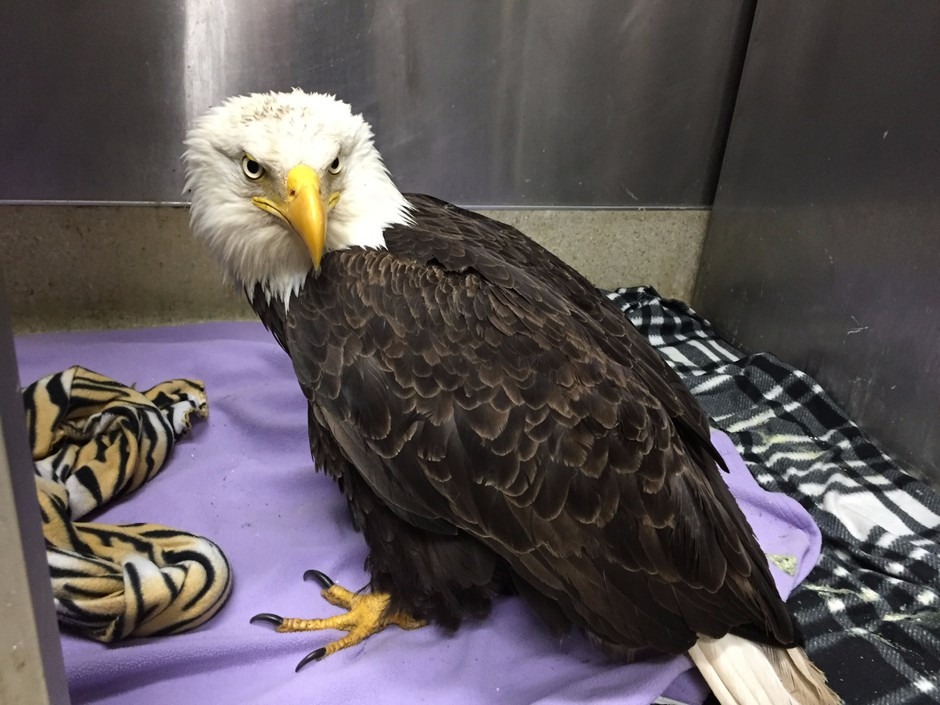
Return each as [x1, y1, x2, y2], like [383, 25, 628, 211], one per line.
[285, 165, 326, 270]
[252, 164, 327, 270]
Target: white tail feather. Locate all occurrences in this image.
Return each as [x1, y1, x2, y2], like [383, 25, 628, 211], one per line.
[687, 634, 841, 705]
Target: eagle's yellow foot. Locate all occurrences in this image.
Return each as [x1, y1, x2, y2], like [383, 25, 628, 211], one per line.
[250, 570, 427, 672]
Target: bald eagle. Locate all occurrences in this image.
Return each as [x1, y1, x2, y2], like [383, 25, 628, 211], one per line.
[183, 90, 838, 704]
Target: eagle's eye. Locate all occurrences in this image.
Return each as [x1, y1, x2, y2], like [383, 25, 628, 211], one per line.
[241, 155, 265, 180]
[328, 156, 342, 175]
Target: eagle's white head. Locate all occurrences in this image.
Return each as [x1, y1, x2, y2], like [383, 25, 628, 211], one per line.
[183, 89, 412, 302]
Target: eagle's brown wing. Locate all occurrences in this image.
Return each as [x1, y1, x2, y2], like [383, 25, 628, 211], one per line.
[397, 195, 721, 469]
[278, 200, 795, 653]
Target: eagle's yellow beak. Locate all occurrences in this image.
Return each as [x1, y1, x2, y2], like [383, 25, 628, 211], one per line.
[253, 164, 335, 271]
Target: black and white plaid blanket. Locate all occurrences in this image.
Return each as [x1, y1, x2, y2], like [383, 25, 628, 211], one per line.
[612, 287, 940, 705]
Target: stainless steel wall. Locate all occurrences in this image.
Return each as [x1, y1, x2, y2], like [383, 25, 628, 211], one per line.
[694, 2, 940, 483]
[1, 1, 753, 206]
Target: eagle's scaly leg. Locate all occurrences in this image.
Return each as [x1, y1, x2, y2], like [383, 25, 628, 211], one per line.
[250, 570, 426, 672]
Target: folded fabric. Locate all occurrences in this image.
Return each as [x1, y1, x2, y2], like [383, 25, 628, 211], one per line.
[614, 286, 940, 705]
[15, 325, 824, 705]
[24, 366, 231, 642]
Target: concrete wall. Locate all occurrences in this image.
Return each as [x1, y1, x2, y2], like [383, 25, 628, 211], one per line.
[1, 206, 708, 333]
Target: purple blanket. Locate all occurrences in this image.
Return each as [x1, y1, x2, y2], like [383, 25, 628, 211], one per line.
[15, 322, 821, 705]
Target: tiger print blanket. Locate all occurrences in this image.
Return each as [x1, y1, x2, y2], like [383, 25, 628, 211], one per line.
[24, 366, 232, 642]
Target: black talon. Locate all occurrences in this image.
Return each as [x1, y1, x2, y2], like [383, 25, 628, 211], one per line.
[303, 569, 335, 589]
[295, 647, 327, 672]
[250, 612, 284, 627]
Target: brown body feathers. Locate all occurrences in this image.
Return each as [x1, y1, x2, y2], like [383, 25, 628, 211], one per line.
[252, 194, 798, 655]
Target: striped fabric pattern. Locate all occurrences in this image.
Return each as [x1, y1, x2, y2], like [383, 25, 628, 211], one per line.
[25, 366, 232, 642]
[614, 287, 940, 705]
